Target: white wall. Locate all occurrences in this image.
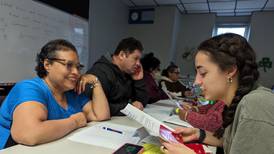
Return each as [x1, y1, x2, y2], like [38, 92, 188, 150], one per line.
[175, 14, 216, 77]
[88, 0, 129, 67]
[127, 6, 179, 68]
[0, 0, 88, 82]
[249, 11, 274, 87]
[127, 9, 215, 75]
[88, 3, 274, 87]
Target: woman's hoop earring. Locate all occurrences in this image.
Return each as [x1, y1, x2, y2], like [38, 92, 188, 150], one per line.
[228, 77, 233, 83]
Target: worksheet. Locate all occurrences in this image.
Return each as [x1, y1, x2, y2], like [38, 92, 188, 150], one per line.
[68, 122, 140, 149]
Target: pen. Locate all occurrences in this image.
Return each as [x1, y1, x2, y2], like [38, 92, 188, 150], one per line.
[174, 101, 183, 109]
[102, 127, 123, 134]
[169, 110, 173, 116]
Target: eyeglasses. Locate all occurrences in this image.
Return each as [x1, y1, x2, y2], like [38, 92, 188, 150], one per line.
[48, 58, 84, 71]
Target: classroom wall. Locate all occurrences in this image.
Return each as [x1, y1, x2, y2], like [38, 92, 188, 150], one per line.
[0, 0, 88, 82]
[127, 9, 216, 76]
[88, 2, 274, 87]
[127, 8, 215, 75]
[249, 11, 274, 87]
[215, 16, 250, 25]
[127, 6, 179, 68]
[175, 14, 216, 77]
[88, 0, 129, 67]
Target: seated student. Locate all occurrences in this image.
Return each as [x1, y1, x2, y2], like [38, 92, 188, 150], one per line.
[0, 39, 110, 149]
[160, 63, 192, 97]
[161, 33, 274, 154]
[160, 63, 224, 132]
[178, 100, 225, 132]
[141, 53, 168, 104]
[86, 37, 148, 116]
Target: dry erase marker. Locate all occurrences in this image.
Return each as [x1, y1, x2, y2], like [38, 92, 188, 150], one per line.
[102, 127, 123, 134]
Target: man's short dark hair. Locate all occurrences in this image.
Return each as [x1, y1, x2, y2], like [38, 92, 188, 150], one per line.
[113, 37, 143, 55]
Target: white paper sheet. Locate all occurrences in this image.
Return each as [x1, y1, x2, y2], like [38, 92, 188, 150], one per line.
[121, 104, 174, 136]
[68, 122, 140, 149]
[155, 99, 177, 107]
[143, 104, 173, 121]
[164, 115, 193, 128]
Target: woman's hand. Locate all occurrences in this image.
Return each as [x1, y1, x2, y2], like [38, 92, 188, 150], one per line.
[182, 103, 192, 110]
[178, 108, 188, 121]
[76, 74, 99, 94]
[173, 127, 200, 143]
[184, 91, 193, 97]
[161, 142, 195, 154]
[69, 112, 87, 128]
[80, 74, 110, 122]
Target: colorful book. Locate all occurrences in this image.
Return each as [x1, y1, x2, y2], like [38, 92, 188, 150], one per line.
[121, 104, 206, 154]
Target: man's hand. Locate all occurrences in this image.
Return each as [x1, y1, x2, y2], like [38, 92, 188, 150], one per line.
[131, 64, 143, 80]
[132, 101, 144, 111]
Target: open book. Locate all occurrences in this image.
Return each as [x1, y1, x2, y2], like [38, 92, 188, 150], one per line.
[121, 104, 206, 154]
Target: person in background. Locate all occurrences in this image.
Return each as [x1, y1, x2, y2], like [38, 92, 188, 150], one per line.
[0, 39, 110, 149]
[160, 63, 192, 98]
[161, 63, 224, 132]
[161, 33, 274, 154]
[86, 37, 148, 116]
[178, 100, 225, 132]
[141, 52, 168, 104]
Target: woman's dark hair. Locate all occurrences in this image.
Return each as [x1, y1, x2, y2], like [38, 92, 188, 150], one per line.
[162, 62, 179, 77]
[113, 37, 143, 55]
[196, 33, 259, 138]
[141, 52, 160, 72]
[35, 39, 78, 78]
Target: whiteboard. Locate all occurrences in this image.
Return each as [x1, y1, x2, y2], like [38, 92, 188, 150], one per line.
[0, 0, 89, 82]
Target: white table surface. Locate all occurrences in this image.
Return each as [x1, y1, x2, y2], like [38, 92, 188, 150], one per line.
[0, 116, 141, 154]
[0, 100, 216, 154]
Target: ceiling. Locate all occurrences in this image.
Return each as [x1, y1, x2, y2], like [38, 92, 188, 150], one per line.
[35, 0, 89, 19]
[34, 0, 274, 18]
[121, 0, 274, 16]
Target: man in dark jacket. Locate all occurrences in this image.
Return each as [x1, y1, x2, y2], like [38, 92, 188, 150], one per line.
[86, 37, 148, 116]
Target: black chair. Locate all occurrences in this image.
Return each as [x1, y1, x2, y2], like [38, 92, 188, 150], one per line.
[0, 96, 5, 107]
[0, 83, 15, 107]
[0, 88, 5, 107]
[216, 147, 224, 154]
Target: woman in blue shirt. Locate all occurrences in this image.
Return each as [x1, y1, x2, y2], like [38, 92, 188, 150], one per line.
[0, 39, 110, 149]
